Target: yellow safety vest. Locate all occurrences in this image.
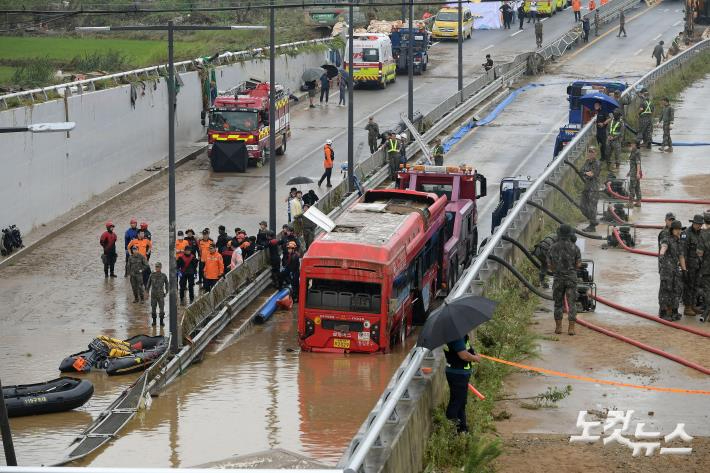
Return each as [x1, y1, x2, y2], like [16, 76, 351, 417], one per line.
[641, 100, 652, 115]
[387, 139, 400, 153]
[610, 119, 621, 136]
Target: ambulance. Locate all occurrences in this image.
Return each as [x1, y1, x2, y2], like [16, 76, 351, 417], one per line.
[344, 33, 397, 89]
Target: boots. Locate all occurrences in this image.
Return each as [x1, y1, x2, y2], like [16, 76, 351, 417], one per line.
[555, 319, 563, 334]
[160, 316, 165, 327]
[683, 306, 697, 317]
[699, 308, 708, 323]
[660, 307, 673, 321]
[568, 320, 576, 336]
[151, 315, 157, 327]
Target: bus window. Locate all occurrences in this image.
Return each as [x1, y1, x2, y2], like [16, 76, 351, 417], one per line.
[307, 279, 382, 313]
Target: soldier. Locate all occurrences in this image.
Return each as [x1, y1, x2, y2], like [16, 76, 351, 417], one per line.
[627, 140, 642, 207]
[594, 9, 600, 37]
[549, 224, 582, 335]
[637, 89, 653, 149]
[147, 262, 169, 326]
[658, 220, 686, 321]
[534, 20, 543, 48]
[607, 108, 624, 169]
[432, 139, 445, 166]
[658, 97, 674, 152]
[682, 215, 704, 316]
[617, 9, 627, 37]
[697, 211, 710, 322]
[657, 212, 675, 251]
[386, 132, 401, 180]
[532, 232, 557, 289]
[127, 245, 149, 303]
[580, 148, 601, 232]
[365, 116, 380, 154]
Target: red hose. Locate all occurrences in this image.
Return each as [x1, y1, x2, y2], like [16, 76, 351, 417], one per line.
[612, 227, 659, 257]
[608, 206, 663, 229]
[634, 223, 665, 229]
[606, 182, 710, 205]
[608, 205, 627, 225]
[576, 317, 710, 375]
[593, 294, 710, 338]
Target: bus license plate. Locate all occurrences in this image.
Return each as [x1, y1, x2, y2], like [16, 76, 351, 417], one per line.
[333, 339, 351, 349]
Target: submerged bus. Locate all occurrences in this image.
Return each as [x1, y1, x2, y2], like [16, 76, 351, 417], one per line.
[297, 189, 447, 353]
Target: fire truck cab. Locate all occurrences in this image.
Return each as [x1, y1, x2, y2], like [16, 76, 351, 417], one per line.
[206, 80, 290, 166]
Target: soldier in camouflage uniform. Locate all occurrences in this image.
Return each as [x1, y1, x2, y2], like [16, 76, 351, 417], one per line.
[549, 224, 582, 335]
[658, 220, 686, 321]
[696, 212, 710, 322]
[658, 97, 674, 152]
[607, 109, 624, 169]
[147, 262, 169, 326]
[682, 215, 704, 316]
[532, 233, 557, 289]
[657, 212, 675, 252]
[637, 89, 653, 149]
[627, 140, 642, 207]
[127, 245, 149, 303]
[580, 148, 601, 232]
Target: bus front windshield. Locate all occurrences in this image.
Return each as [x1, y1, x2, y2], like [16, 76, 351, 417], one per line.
[306, 278, 382, 313]
[209, 110, 259, 132]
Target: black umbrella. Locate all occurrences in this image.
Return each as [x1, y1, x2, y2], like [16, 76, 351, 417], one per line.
[321, 64, 339, 79]
[286, 176, 315, 185]
[417, 295, 497, 350]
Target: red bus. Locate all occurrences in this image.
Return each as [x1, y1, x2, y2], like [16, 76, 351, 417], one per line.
[297, 188, 447, 353]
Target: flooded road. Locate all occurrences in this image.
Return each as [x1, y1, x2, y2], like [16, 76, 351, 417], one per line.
[0, 3, 684, 467]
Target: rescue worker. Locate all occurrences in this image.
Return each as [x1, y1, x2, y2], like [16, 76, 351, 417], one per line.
[318, 139, 334, 188]
[532, 232, 557, 289]
[221, 241, 235, 274]
[100, 221, 118, 278]
[582, 17, 590, 43]
[202, 244, 224, 293]
[658, 212, 675, 251]
[365, 117, 380, 154]
[627, 140, 642, 207]
[637, 89, 653, 149]
[176, 246, 198, 305]
[302, 204, 317, 250]
[215, 225, 231, 253]
[127, 230, 152, 260]
[535, 19, 543, 48]
[124, 218, 139, 277]
[697, 212, 710, 322]
[482, 54, 494, 71]
[184, 229, 199, 254]
[175, 230, 189, 256]
[581, 147, 601, 232]
[594, 8, 600, 37]
[617, 9, 627, 37]
[197, 228, 214, 285]
[658, 220, 686, 321]
[594, 102, 610, 164]
[517, 2, 525, 30]
[443, 333, 481, 433]
[588, 0, 596, 12]
[397, 133, 408, 169]
[659, 97, 674, 152]
[147, 262, 169, 326]
[386, 132, 401, 180]
[432, 139, 445, 166]
[280, 241, 301, 301]
[573, 0, 582, 22]
[139, 222, 152, 251]
[683, 215, 704, 316]
[279, 225, 301, 252]
[652, 40, 666, 66]
[266, 232, 282, 287]
[256, 221, 270, 249]
[607, 108, 624, 169]
[127, 245, 149, 303]
[549, 224, 582, 335]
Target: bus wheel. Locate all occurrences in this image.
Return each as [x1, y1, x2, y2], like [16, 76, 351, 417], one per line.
[276, 136, 287, 155]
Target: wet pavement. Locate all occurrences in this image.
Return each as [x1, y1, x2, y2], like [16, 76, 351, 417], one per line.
[495, 74, 710, 441]
[0, 3, 689, 467]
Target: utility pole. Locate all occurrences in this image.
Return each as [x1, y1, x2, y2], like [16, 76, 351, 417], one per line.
[76, 23, 265, 354]
[407, 0, 414, 122]
[348, 2, 355, 192]
[458, 0, 463, 96]
[269, 6, 277, 232]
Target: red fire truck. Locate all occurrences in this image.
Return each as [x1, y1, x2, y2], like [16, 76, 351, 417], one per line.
[397, 164, 487, 294]
[298, 188, 447, 353]
[206, 80, 290, 165]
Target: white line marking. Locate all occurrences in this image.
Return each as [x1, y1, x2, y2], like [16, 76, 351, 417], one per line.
[634, 48, 643, 56]
[482, 44, 494, 51]
[541, 17, 549, 22]
[430, 41, 441, 47]
[511, 29, 524, 37]
[672, 20, 682, 27]
[653, 33, 662, 41]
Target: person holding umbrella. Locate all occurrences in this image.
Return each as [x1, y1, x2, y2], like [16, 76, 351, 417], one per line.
[443, 335, 481, 433]
[302, 67, 325, 109]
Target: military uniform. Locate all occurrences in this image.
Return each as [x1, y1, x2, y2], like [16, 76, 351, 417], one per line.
[581, 156, 601, 230]
[365, 121, 380, 154]
[127, 253, 149, 302]
[638, 96, 653, 148]
[433, 144, 444, 166]
[628, 146, 642, 203]
[534, 21, 543, 48]
[549, 226, 582, 335]
[532, 233, 557, 288]
[660, 104, 674, 151]
[607, 115, 623, 167]
[147, 270, 169, 325]
[386, 138, 400, 180]
[682, 222, 702, 315]
[659, 233, 684, 320]
[697, 220, 710, 321]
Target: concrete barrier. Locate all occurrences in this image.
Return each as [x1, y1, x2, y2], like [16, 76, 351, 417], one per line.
[0, 49, 329, 233]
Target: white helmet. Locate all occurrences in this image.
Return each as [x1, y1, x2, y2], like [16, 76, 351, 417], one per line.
[326, 139, 333, 145]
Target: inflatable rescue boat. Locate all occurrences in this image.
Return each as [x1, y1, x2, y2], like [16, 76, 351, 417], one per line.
[2, 377, 94, 417]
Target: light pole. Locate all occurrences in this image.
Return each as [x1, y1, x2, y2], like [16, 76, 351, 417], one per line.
[269, 6, 277, 232]
[347, 3, 355, 192]
[76, 24, 264, 354]
[0, 120, 75, 466]
[407, 0, 414, 122]
[458, 0, 463, 96]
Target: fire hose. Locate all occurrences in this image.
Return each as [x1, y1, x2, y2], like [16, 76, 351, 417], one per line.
[606, 181, 710, 205]
[486, 254, 710, 376]
[544, 180, 585, 214]
[564, 159, 585, 181]
[501, 235, 542, 269]
[611, 226, 659, 257]
[525, 201, 605, 240]
[606, 205, 664, 229]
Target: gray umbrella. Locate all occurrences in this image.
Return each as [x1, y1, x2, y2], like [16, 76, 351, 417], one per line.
[286, 176, 315, 185]
[302, 67, 326, 83]
[416, 295, 497, 350]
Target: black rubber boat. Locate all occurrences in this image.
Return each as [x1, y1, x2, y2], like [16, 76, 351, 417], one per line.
[59, 334, 168, 376]
[2, 377, 94, 417]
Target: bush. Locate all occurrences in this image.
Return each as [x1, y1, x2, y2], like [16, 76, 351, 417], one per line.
[11, 58, 55, 88]
[70, 49, 127, 72]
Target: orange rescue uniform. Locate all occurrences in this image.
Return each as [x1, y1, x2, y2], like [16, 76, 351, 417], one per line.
[175, 239, 189, 255]
[203, 252, 224, 280]
[323, 145, 334, 169]
[198, 238, 214, 261]
[572, 0, 581, 12]
[127, 238, 152, 258]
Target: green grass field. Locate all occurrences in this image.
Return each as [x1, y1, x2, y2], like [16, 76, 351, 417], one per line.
[0, 66, 15, 84]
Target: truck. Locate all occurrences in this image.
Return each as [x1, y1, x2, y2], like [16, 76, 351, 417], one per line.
[390, 26, 431, 75]
[553, 80, 627, 157]
[397, 164, 487, 294]
[206, 80, 290, 166]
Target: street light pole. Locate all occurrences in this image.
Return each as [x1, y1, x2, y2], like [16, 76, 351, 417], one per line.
[407, 0, 413, 122]
[269, 6, 277, 232]
[458, 0, 463, 96]
[347, 3, 354, 192]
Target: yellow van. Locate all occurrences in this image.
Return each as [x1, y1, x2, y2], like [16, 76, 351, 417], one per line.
[524, 0, 556, 17]
[431, 7, 473, 40]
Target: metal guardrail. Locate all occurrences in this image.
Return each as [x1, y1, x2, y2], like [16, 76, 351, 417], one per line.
[340, 22, 707, 473]
[0, 38, 332, 108]
[5, 469, 340, 473]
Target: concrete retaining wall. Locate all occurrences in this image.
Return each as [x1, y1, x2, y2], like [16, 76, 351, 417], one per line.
[0, 49, 328, 233]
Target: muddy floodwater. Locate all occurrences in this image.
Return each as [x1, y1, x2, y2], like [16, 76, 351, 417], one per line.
[4, 305, 413, 467]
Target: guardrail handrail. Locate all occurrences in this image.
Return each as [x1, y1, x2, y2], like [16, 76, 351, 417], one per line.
[0, 38, 332, 108]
